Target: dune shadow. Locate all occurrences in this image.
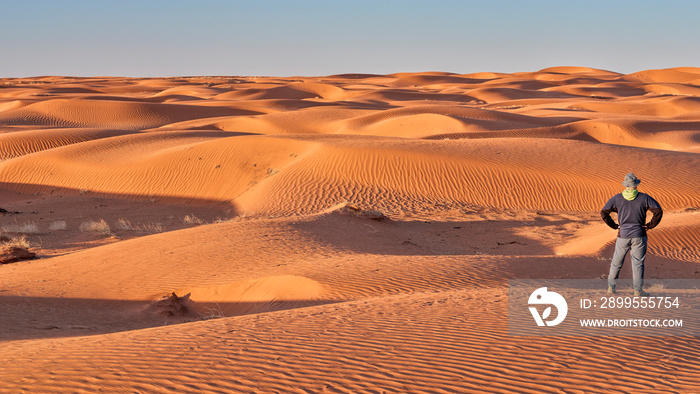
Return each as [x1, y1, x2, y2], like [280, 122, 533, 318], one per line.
[0, 295, 343, 342]
[0, 182, 242, 256]
[0, 182, 240, 207]
[289, 211, 578, 257]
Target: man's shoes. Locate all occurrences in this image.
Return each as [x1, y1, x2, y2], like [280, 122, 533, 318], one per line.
[607, 286, 616, 294]
[634, 289, 650, 297]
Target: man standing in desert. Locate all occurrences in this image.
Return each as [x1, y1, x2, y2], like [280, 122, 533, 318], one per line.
[601, 173, 663, 296]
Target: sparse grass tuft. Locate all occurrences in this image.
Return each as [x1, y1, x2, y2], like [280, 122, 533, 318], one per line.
[198, 303, 225, 320]
[114, 218, 164, 233]
[491, 104, 525, 110]
[115, 218, 135, 231]
[1, 222, 40, 234]
[48, 220, 67, 231]
[140, 222, 165, 233]
[20, 222, 39, 234]
[79, 219, 111, 235]
[183, 215, 204, 225]
[231, 211, 250, 222]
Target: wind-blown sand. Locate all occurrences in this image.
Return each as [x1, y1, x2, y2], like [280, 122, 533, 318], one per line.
[1, 68, 699, 393]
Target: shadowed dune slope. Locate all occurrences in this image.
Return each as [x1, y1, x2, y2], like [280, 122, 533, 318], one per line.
[0, 98, 261, 130]
[426, 119, 700, 152]
[0, 128, 135, 160]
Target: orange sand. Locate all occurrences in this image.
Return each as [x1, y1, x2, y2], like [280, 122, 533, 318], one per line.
[1, 68, 699, 393]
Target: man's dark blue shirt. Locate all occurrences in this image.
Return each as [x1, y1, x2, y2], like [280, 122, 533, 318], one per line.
[601, 192, 663, 238]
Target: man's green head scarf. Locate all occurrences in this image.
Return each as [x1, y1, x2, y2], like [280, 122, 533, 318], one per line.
[622, 188, 639, 201]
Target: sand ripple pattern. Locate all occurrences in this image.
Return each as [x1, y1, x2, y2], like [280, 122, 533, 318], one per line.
[1, 289, 699, 394]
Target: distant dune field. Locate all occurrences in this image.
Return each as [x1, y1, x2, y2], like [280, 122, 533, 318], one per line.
[1, 68, 699, 393]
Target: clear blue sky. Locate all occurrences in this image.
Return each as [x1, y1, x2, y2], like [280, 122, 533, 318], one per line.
[1, 0, 698, 77]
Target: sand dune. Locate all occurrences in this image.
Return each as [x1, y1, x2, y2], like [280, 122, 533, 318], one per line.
[1, 68, 700, 393]
[567, 95, 700, 117]
[0, 133, 317, 200]
[467, 87, 582, 102]
[555, 211, 700, 257]
[236, 137, 700, 215]
[439, 119, 700, 152]
[341, 105, 572, 134]
[0, 98, 261, 130]
[220, 82, 347, 101]
[390, 72, 488, 87]
[625, 68, 700, 84]
[0, 128, 134, 160]
[4, 288, 700, 394]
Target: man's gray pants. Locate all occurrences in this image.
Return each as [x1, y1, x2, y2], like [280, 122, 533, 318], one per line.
[608, 236, 647, 291]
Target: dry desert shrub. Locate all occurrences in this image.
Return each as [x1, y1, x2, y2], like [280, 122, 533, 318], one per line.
[48, 220, 67, 231]
[115, 218, 135, 231]
[491, 104, 525, 110]
[198, 303, 225, 320]
[0, 235, 36, 264]
[79, 219, 111, 235]
[1, 235, 30, 249]
[140, 222, 165, 233]
[152, 292, 190, 317]
[114, 218, 164, 234]
[182, 215, 204, 225]
[1, 222, 40, 234]
[20, 222, 39, 233]
[338, 203, 389, 221]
